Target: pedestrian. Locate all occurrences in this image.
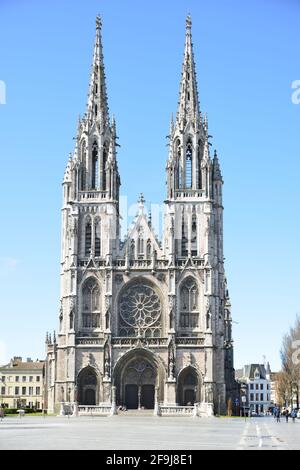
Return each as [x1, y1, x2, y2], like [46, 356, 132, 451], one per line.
[0, 409, 4, 421]
[276, 408, 281, 423]
[285, 410, 289, 423]
[291, 409, 297, 423]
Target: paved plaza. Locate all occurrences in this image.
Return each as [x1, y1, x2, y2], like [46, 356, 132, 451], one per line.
[0, 415, 299, 450]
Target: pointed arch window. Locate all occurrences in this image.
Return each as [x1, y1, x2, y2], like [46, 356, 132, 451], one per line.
[181, 214, 188, 257]
[85, 220, 92, 256]
[81, 141, 87, 190]
[197, 139, 202, 189]
[130, 239, 135, 259]
[91, 142, 99, 189]
[94, 218, 101, 257]
[102, 143, 107, 190]
[180, 278, 199, 329]
[176, 140, 181, 189]
[82, 279, 100, 328]
[146, 239, 152, 258]
[191, 211, 197, 257]
[185, 140, 193, 188]
[138, 236, 144, 255]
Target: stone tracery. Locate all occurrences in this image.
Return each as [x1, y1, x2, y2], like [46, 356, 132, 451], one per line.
[119, 283, 161, 337]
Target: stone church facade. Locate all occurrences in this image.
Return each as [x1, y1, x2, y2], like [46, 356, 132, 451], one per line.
[45, 16, 237, 415]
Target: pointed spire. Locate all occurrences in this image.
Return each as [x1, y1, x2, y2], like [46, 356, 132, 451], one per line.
[176, 15, 200, 125]
[213, 149, 222, 181]
[138, 193, 145, 215]
[148, 206, 152, 227]
[86, 15, 109, 128]
[169, 113, 174, 136]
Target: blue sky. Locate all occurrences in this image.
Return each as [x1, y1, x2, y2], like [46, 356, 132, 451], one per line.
[0, 0, 299, 371]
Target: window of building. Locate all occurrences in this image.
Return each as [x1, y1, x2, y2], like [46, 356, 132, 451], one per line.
[250, 384, 254, 390]
[1, 387, 5, 395]
[36, 387, 41, 395]
[94, 218, 101, 257]
[91, 142, 99, 189]
[8, 387, 12, 395]
[81, 141, 87, 190]
[1, 376, 4, 382]
[15, 376, 19, 382]
[191, 212, 197, 257]
[29, 387, 33, 396]
[15, 387, 19, 395]
[146, 239, 151, 258]
[102, 144, 107, 190]
[250, 393, 254, 402]
[36, 376, 40, 382]
[85, 220, 92, 256]
[256, 393, 259, 401]
[82, 278, 100, 328]
[29, 376, 33, 383]
[256, 384, 259, 390]
[22, 387, 26, 395]
[260, 393, 264, 401]
[138, 236, 144, 255]
[260, 384, 264, 390]
[179, 278, 199, 329]
[185, 140, 192, 188]
[22, 376, 26, 382]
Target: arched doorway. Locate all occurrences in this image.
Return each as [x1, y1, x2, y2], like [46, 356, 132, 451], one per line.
[177, 367, 200, 406]
[123, 359, 156, 409]
[113, 349, 165, 409]
[77, 366, 98, 405]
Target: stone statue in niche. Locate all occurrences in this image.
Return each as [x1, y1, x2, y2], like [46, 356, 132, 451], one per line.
[105, 296, 111, 330]
[168, 339, 175, 380]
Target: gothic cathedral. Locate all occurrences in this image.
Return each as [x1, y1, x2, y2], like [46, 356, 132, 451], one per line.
[45, 16, 237, 415]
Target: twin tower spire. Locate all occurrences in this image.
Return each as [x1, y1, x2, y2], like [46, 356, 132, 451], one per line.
[71, 15, 221, 201]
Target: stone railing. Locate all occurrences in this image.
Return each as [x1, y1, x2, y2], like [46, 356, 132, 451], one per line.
[175, 258, 204, 268]
[176, 337, 205, 346]
[78, 405, 112, 416]
[78, 191, 107, 201]
[76, 337, 105, 346]
[174, 190, 204, 199]
[112, 337, 169, 347]
[160, 405, 195, 416]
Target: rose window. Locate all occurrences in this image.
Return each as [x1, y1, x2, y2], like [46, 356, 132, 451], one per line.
[119, 284, 161, 336]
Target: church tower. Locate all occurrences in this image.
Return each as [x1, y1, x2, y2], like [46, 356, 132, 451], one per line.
[164, 15, 236, 411]
[45, 16, 237, 416]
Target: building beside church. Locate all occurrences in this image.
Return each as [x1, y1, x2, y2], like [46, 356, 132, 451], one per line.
[236, 363, 273, 415]
[0, 357, 44, 410]
[45, 16, 237, 415]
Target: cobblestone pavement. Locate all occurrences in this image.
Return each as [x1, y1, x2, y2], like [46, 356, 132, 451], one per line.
[0, 415, 299, 450]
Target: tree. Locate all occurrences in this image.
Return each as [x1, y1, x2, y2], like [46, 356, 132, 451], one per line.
[280, 315, 300, 408]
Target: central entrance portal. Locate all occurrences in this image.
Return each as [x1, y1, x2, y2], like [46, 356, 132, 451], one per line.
[122, 358, 156, 409]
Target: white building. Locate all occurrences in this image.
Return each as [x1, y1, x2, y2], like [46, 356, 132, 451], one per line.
[236, 363, 272, 414]
[45, 15, 238, 415]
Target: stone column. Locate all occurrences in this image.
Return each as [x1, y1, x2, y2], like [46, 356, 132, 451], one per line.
[110, 385, 117, 416]
[153, 387, 161, 416]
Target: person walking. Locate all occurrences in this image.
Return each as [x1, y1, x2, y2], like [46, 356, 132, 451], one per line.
[0, 408, 4, 421]
[276, 408, 281, 423]
[285, 409, 289, 423]
[291, 409, 297, 423]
